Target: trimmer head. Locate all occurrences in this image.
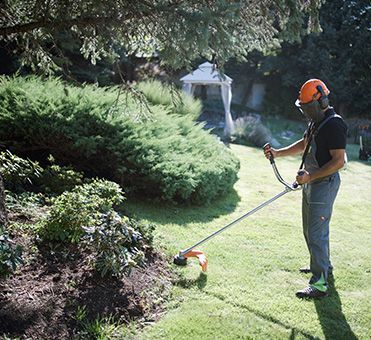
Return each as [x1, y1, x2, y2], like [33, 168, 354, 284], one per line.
[173, 249, 208, 272]
[173, 253, 188, 266]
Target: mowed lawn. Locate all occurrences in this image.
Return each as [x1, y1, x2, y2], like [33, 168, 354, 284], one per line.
[126, 143, 371, 339]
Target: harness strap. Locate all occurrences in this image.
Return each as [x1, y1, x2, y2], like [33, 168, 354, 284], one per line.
[299, 123, 315, 170]
[299, 113, 343, 169]
[313, 113, 343, 137]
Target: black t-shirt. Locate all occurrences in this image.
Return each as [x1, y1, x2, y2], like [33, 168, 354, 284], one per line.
[305, 108, 348, 167]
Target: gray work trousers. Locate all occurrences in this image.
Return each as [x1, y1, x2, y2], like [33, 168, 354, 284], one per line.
[302, 172, 340, 290]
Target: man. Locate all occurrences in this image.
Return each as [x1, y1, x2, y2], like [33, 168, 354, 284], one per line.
[264, 79, 347, 298]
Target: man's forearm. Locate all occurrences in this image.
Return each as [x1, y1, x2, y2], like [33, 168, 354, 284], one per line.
[276, 139, 305, 157]
[309, 151, 345, 181]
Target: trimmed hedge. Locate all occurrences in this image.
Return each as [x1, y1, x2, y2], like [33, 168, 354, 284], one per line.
[0, 76, 239, 203]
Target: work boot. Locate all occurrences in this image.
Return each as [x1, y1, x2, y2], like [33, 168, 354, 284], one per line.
[296, 286, 328, 299]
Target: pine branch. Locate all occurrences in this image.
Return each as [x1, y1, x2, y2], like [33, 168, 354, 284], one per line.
[0, 15, 127, 37]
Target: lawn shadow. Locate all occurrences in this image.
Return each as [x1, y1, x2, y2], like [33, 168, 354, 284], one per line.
[124, 188, 241, 225]
[175, 272, 208, 290]
[314, 276, 358, 339]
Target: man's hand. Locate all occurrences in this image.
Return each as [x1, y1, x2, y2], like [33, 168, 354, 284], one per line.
[300, 149, 345, 183]
[264, 145, 278, 160]
[296, 169, 311, 185]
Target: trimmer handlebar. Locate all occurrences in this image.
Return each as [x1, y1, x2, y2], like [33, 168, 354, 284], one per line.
[263, 142, 275, 165]
[263, 143, 301, 191]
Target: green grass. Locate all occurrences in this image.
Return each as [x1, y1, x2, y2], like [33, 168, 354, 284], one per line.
[125, 143, 371, 339]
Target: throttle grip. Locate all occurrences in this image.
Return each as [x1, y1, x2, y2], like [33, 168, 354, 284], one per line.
[263, 142, 274, 164]
[293, 170, 305, 188]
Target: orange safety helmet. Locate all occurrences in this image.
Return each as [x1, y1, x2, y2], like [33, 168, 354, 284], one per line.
[296, 79, 330, 106]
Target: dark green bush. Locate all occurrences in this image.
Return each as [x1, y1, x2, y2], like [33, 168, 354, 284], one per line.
[0, 225, 23, 278]
[0, 76, 239, 203]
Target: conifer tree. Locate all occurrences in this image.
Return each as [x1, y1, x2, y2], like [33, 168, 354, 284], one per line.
[0, 0, 323, 72]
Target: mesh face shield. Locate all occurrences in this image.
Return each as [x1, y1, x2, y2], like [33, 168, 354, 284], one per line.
[295, 99, 325, 123]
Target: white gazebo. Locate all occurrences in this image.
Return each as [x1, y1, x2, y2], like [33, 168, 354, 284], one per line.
[180, 62, 234, 137]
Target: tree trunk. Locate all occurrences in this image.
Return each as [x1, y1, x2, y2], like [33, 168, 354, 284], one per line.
[0, 174, 8, 227]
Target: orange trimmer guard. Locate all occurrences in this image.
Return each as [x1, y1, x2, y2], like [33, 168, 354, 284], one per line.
[184, 249, 208, 272]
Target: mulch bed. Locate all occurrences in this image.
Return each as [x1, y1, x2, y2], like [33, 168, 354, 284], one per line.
[0, 215, 174, 339]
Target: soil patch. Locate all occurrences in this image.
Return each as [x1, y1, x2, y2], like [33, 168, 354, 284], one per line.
[0, 222, 173, 339]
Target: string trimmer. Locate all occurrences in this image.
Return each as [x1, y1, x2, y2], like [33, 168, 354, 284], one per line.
[173, 143, 303, 272]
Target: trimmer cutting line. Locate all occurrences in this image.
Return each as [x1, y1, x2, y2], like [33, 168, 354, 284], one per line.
[173, 143, 304, 272]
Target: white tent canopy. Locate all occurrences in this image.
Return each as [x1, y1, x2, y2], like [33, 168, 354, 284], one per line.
[180, 62, 234, 137]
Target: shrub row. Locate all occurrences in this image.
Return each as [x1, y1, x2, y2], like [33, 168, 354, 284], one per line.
[0, 76, 239, 203]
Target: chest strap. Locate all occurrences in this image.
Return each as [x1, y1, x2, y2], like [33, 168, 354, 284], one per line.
[313, 113, 343, 137]
[299, 113, 343, 169]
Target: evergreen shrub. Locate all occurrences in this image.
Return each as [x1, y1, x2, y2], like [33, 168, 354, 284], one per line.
[0, 76, 239, 203]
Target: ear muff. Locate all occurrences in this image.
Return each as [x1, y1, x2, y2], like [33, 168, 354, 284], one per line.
[316, 85, 329, 109]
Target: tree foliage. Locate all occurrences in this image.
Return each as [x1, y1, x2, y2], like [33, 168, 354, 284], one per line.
[0, 0, 323, 73]
[259, 0, 371, 118]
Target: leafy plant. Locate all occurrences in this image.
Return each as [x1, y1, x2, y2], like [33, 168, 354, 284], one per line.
[38, 179, 153, 277]
[0, 150, 43, 192]
[83, 211, 147, 277]
[73, 305, 121, 340]
[37, 155, 84, 196]
[5, 191, 46, 223]
[39, 179, 124, 243]
[0, 225, 23, 278]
